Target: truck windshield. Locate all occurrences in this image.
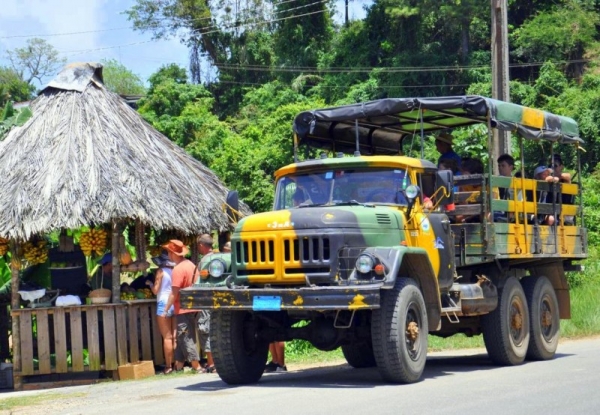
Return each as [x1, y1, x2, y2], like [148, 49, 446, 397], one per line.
[275, 168, 410, 210]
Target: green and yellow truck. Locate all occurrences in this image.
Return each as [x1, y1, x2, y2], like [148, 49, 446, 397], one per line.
[182, 95, 587, 385]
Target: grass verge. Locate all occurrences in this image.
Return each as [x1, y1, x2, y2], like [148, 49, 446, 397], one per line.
[0, 392, 85, 411]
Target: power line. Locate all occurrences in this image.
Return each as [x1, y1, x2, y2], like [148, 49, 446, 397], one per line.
[0, 0, 309, 40]
[58, 7, 328, 56]
[216, 79, 474, 89]
[209, 59, 590, 74]
[0, 26, 132, 39]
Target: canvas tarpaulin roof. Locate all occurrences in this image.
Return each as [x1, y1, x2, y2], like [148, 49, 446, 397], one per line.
[292, 95, 582, 156]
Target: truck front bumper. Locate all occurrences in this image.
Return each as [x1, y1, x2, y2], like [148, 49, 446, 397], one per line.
[180, 284, 382, 311]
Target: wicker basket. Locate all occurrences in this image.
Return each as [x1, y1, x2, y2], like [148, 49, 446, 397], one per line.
[89, 288, 111, 304]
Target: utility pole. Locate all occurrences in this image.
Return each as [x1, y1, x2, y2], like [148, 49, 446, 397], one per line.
[491, 0, 511, 168]
[345, 0, 349, 27]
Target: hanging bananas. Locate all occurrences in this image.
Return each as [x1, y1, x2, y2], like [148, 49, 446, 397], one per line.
[0, 237, 8, 256]
[23, 240, 48, 264]
[79, 228, 109, 257]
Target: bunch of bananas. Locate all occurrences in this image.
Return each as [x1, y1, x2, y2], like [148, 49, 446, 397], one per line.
[23, 240, 48, 264]
[0, 237, 9, 256]
[79, 228, 108, 257]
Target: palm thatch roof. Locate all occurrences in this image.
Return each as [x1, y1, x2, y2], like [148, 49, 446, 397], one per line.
[0, 62, 248, 240]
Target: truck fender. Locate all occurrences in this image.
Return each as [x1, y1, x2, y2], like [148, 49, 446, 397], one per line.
[360, 247, 442, 331]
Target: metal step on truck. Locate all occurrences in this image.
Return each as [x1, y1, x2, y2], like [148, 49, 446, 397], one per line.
[181, 95, 587, 385]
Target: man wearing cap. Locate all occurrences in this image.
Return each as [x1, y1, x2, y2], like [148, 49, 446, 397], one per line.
[162, 239, 202, 373]
[436, 132, 462, 168]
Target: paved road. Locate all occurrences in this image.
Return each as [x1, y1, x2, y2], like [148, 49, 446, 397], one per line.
[3, 337, 599, 415]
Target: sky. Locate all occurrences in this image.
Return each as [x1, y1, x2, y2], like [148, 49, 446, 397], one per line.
[0, 0, 369, 89]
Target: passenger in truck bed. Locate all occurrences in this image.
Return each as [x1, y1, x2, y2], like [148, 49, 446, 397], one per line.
[533, 165, 556, 226]
[455, 157, 484, 223]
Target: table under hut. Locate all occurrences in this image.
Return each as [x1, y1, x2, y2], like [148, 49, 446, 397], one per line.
[0, 63, 247, 390]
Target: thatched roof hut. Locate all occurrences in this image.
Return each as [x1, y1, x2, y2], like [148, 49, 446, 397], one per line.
[0, 62, 246, 240]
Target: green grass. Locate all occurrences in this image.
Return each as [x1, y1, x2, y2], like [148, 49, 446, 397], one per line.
[0, 392, 86, 411]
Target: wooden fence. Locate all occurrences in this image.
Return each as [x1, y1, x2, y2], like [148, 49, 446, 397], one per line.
[11, 300, 163, 388]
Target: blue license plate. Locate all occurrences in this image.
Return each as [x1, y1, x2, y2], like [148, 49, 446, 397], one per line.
[253, 296, 282, 311]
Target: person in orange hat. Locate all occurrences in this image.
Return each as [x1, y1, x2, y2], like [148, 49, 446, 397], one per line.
[162, 239, 203, 373]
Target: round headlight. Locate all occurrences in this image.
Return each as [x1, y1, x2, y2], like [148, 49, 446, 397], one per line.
[405, 185, 420, 200]
[208, 259, 226, 278]
[356, 254, 374, 274]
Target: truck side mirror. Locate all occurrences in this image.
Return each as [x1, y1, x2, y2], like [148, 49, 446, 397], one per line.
[225, 191, 240, 224]
[436, 170, 454, 207]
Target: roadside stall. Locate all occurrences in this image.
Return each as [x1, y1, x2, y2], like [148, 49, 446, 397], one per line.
[0, 63, 247, 390]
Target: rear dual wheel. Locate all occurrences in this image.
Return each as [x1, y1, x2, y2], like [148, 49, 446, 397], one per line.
[482, 276, 530, 365]
[342, 340, 376, 368]
[522, 276, 560, 360]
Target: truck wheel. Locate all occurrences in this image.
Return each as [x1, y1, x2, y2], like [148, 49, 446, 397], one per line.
[371, 278, 428, 383]
[341, 341, 376, 368]
[481, 277, 530, 365]
[522, 276, 560, 360]
[210, 310, 269, 385]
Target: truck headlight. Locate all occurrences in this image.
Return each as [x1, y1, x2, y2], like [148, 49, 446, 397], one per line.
[356, 254, 374, 274]
[208, 259, 226, 278]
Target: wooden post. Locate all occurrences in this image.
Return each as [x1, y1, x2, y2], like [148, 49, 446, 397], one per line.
[491, 0, 511, 169]
[111, 220, 121, 303]
[9, 239, 22, 390]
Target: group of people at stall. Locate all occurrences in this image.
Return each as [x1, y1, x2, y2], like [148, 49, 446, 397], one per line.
[146, 235, 285, 375]
[147, 235, 217, 375]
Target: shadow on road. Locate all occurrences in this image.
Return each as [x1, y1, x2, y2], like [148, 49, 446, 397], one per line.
[176, 351, 574, 392]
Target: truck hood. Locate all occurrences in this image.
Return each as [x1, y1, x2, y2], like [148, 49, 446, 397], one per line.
[237, 206, 403, 232]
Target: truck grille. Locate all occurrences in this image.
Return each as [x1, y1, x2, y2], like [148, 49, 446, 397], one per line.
[233, 236, 332, 280]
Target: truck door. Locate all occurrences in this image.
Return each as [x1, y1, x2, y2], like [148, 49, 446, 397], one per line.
[428, 212, 455, 290]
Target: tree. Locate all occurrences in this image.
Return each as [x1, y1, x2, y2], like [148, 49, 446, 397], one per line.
[126, 0, 271, 77]
[100, 59, 146, 95]
[137, 64, 217, 148]
[512, 2, 600, 79]
[6, 38, 66, 84]
[272, 0, 333, 77]
[0, 66, 35, 107]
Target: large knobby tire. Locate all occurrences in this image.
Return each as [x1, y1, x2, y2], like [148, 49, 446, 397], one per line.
[371, 278, 428, 383]
[210, 310, 269, 385]
[342, 341, 376, 368]
[481, 277, 530, 366]
[521, 276, 560, 361]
